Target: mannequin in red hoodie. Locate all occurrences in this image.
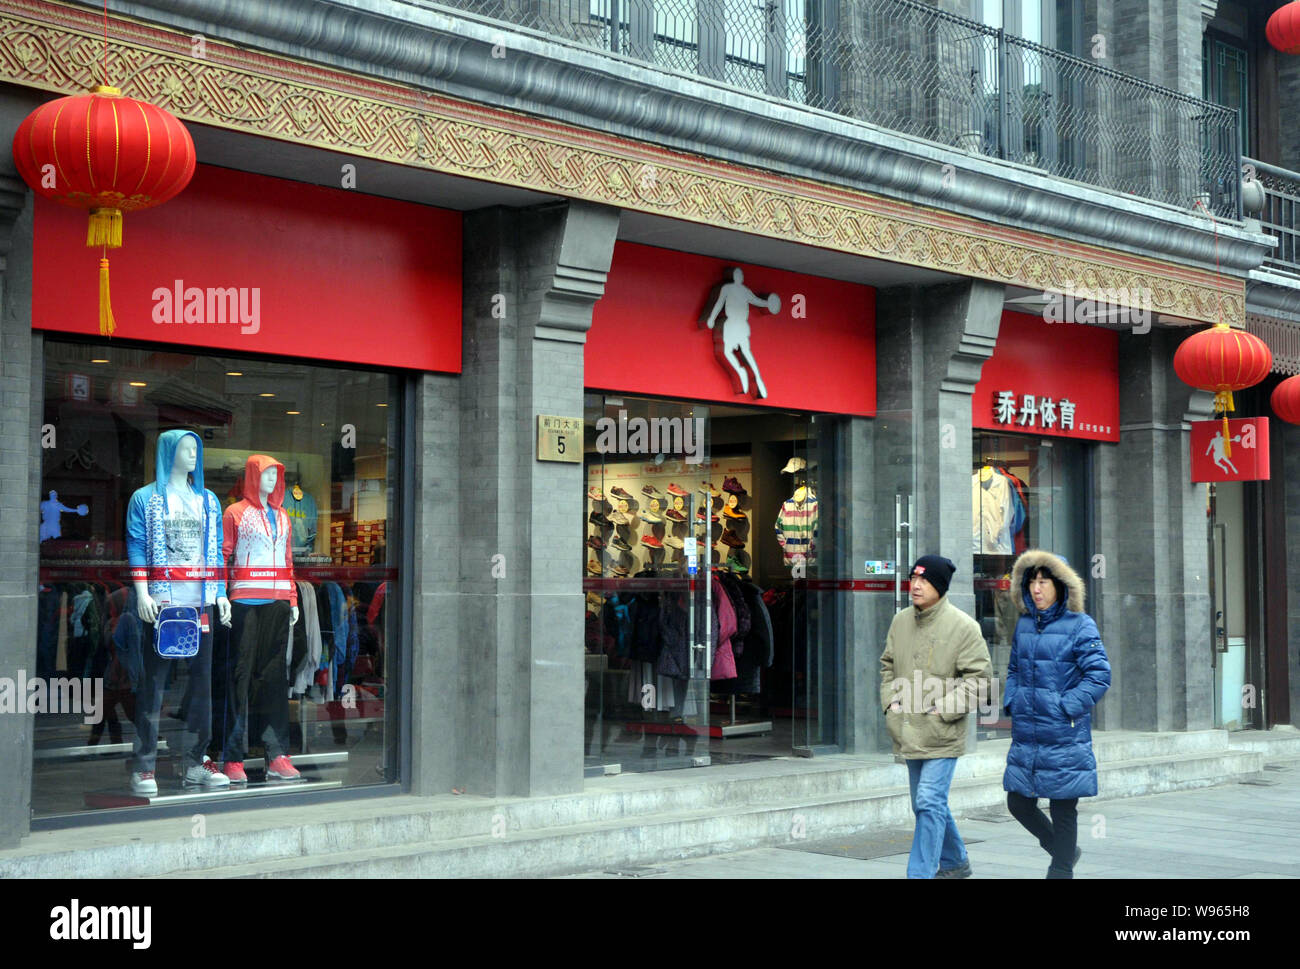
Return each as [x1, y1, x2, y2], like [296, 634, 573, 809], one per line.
[219, 455, 301, 783]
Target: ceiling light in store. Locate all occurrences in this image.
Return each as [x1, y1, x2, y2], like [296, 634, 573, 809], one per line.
[285, 410, 300, 415]
[226, 371, 243, 376]
[90, 358, 110, 364]
[376, 402, 388, 407]
[259, 393, 275, 398]
[129, 381, 147, 387]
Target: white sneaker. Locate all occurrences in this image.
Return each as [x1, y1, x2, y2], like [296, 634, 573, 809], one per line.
[130, 771, 158, 795]
[183, 756, 231, 789]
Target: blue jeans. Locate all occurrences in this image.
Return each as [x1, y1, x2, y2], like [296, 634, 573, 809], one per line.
[906, 757, 967, 879]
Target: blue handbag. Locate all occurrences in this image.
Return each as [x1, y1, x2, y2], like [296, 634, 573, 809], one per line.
[155, 605, 201, 658]
[152, 492, 212, 659]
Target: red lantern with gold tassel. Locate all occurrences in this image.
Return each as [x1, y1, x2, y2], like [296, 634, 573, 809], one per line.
[1267, 1, 1300, 55]
[11, 85, 196, 335]
[1272, 373, 1300, 424]
[1173, 323, 1273, 456]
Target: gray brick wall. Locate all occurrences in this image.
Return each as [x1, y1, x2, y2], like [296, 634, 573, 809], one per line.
[0, 173, 34, 849]
[439, 201, 617, 798]
[1095, 328, 1214, 732]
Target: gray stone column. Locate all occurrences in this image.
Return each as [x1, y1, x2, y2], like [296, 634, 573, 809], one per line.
[854, 279, 1004, 753]
[453, 200, 618, 797]
[1283, 419, 1300, 725]
[0, 133, 36, 846]
[1095, 328, 1215, 732]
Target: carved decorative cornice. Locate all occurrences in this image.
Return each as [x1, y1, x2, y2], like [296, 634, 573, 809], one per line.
[0, 0, 1244, 325]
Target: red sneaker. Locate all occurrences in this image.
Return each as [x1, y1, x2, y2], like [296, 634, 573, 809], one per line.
[666, 483, 689, 497]
[266, 755, 302, 781]
[641, 535, 664, 549]
[222, 761, 248, 784]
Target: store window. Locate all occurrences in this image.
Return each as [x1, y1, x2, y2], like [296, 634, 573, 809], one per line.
[581, 393, 843, 774]
[35, 337, 400, 817]
[972, 431, 1090, 739]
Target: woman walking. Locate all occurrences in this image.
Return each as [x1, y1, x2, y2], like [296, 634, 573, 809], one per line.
[1003, 549, 1111, 878]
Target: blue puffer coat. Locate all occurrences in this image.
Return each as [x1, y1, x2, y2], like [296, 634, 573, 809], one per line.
[1002, 550, 1111, 800]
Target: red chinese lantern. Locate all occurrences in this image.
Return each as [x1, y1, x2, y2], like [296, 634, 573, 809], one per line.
[1173, 323, 1273, 456]
[11, 85, 196, 335]
[1272, 373, 1300, 424]
[1267, 2, 1300, 55]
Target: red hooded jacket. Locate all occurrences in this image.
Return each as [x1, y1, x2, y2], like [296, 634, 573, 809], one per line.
[221, 454, 297, 605]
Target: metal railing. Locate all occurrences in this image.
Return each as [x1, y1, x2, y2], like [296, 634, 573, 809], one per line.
[422, 0, 1241, 217]
[1245, 158, 1300, 278]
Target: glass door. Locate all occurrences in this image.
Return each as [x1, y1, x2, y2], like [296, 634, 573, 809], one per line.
[582, 394, 713, 773]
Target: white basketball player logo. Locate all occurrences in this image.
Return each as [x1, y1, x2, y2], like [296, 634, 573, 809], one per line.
[705, 268, 779, 399]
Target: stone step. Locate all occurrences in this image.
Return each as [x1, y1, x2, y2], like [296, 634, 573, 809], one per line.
[153, 747, 1264, 879]
[0, 730, 1256, 879]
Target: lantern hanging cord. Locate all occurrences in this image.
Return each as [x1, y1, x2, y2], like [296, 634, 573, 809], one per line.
[102, 0, 109, 86]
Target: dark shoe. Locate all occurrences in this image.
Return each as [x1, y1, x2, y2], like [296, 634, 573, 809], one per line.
[935, 860, 972, 879]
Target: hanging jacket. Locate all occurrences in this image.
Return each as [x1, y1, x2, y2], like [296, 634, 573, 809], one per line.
[739, 579, 774, 668]
[126, 428, 227, 606]
[718, 572, 750, 656]
[221, 454, 297, 605]
[711, 575, 738, 680]
[655, 591, 690, 679]
[1002, 549, 1111, 799]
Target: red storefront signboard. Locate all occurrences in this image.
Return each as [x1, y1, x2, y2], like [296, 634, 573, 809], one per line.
[1190, 418, 1270, 482]
[973, 310, 1120, 442]
[33, 164, 463, 373]
[586, 242, 876, 416]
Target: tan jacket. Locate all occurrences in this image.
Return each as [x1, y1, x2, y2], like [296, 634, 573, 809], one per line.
[879, 595, 992, 759]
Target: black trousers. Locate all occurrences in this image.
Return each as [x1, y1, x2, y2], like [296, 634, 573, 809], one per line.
[220, 600, 292, 762]
[1007, 791, 1079, 878]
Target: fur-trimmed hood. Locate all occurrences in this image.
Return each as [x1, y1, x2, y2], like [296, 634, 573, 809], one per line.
[1011, 549, 1085, 614]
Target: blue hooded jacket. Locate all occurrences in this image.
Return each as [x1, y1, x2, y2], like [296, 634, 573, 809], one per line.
[125, 429, 227, 606]
[1002, 550, 1111, 800]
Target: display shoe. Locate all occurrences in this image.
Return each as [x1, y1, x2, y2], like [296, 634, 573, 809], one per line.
[129, 771, 158, 795]
[222, 761, 248, 785]
[698, 482, 720, 498]
[587, 558, 603, 576]
[587, 535, 606, 551]
[664, 536, 685, 549]
[665, 509, 687, 523]
[641, 485, 665, 501]
[694, 508, 719, 523]
[266, 755, 303, 781]
[667, 483, 689, 497]
[723, 506, 747, 520]
[609, 511, 632, 526]
[640, 509, 664, 524]
[612, 563, 630, 578]
[609, 486, 633, 501]
[183, 756, 231, 789]
[720, 529, 745, 549]
[588, 510, 612, 528]
[610, 534, 633, 553]
[641, 534, 664, 549]
[588, 487, 604, 501]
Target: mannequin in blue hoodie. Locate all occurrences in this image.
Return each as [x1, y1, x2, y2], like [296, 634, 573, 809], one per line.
[124, 429, 232, 795]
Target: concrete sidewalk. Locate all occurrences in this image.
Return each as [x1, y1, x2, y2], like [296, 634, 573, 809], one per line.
[568, 758, 1300, 879]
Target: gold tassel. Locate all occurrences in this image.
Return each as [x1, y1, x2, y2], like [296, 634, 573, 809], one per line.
[87, 208, 122, 249]
[1213, 389, 1234, 457]
[99, 257, 116, 337]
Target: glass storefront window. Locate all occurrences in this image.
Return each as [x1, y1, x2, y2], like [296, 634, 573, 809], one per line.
[973, 431, 1089, 739]
[581, 393, 844, 774]
[34, 338, 400, 817]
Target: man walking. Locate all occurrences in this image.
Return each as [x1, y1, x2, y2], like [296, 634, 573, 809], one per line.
[880, 555, 991, 879]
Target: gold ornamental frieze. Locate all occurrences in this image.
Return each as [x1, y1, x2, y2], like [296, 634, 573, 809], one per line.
[0, 0, 1243, 325]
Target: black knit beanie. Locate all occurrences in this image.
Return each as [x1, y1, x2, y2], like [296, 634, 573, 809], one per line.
[910, 555, 956, 598]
